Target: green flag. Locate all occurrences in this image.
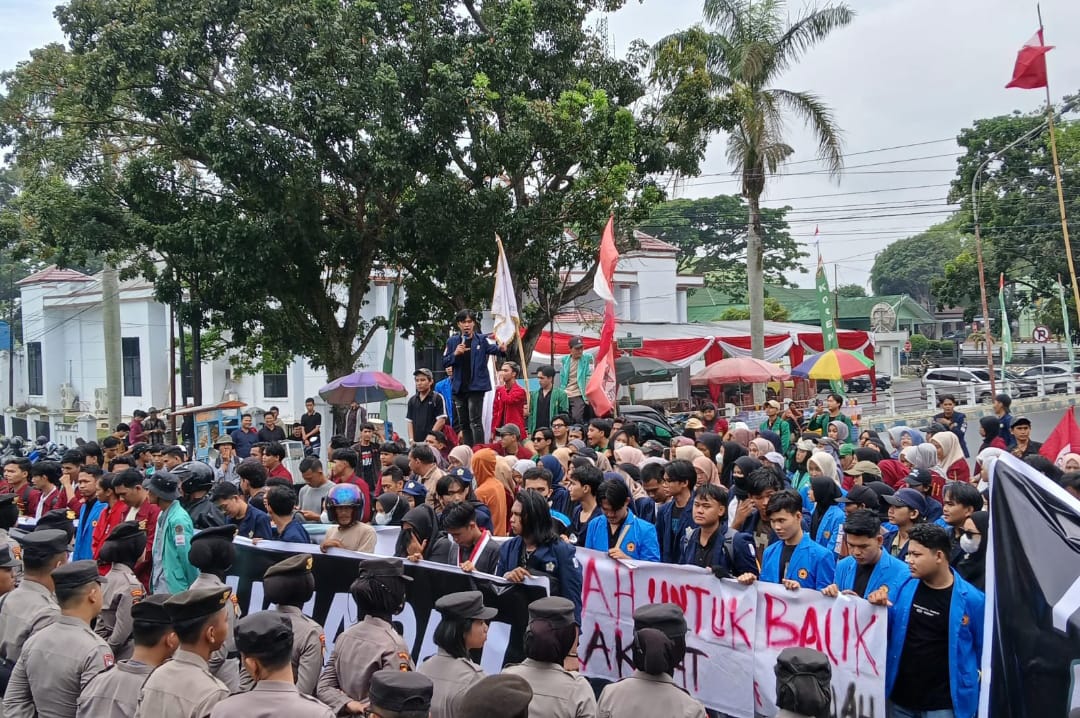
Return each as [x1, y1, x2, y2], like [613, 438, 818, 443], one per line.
[998, 273, 1013, 367]
[1060, 278, 1076, 371]
[816, 256, 843, 393]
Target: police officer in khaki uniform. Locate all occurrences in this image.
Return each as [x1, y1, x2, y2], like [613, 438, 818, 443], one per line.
[259, 554, 325, 695]
[0, 529, 66, 683]
[135, 585, 232, 718]
[96, 521, 147, 660]
[596, 603, 707, 718]
[456, 674, 534, 718]
[503, 597, 597, 718]
[367, 670, 435, 718]
[209, 611, 334, 717]
[4, 560, 114, 718]
[187, 524, 241, 693]
[418, 591, 493, 717]
[78, 594, 179, 718]
[317, 558, 414, 714]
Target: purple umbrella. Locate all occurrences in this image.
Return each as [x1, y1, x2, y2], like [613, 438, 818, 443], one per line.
[318, 371, 408, 405]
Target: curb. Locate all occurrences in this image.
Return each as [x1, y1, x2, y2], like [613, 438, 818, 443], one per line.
[866, 395, 1079, 432]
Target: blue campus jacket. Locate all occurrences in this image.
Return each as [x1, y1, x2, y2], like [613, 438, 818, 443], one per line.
[434, 377, 454, 426]
[584, 512, 661, 562]
[811, 504, 847, 553]
[656, 498, 697, 563]
[833, 551, 911, 599]
[885, 569, 985, 718]
[760, 532, 836, 589]
[272, 517, 312, 544]
[677, 524, 759, 577]
[441, 333, 505, 394]
[73, 501, 106, 561]
[497, 536, 583, 624]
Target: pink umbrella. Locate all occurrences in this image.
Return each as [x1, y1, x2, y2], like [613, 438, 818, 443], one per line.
[690, 357, 789, 385]
[318, 371, 408, 405]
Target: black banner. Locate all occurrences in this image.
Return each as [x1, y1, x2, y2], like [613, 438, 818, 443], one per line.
[984, 456, 1080, 717]
[225, 539, 548, 670]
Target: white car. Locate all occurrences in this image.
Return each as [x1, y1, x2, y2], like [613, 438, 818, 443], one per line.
[1020, 364, 1080, 394]
[921, 366, 1019, 403]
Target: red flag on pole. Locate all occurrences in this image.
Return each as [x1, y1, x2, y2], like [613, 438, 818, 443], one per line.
[1039, 406, 1080, 467]
[586, 216, 619, 417]
[1006, 30, 1054, 89]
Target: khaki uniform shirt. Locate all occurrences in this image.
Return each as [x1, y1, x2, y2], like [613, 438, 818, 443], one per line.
[316, 616, 413, 714]
[77, 659, 154, 718]
[189, 573, 241, 693]
[0, 530, 22, 586]
[325, 522, 376, 553]
[96, 563, 145, 660]
[209, 680, 334, 718]
[4, 615, 114, 718]
[136, 649, 229, 718]
[503, 658, 598, 718]
[417, 648, 485, 718]
[0, 580, 59, 666]
[597, 671, 707, 718]
[239, 605, 325, 695]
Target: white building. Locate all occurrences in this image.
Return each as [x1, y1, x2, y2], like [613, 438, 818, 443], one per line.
[17, 266, 416, 428]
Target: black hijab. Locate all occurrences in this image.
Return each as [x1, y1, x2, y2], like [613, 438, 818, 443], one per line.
[979, 416, 1001, 450]
[810, 475, 840, 539]
[731, 456, 762, 499]
[395, 504, 440, 558]
[697, 432, 723, 461]
[956, 510, 989, 591]
[720, 442, 748, 487]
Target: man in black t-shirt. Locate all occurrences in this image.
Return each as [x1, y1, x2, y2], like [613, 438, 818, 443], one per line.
[299, 397, 322, 453]
[257, 412, 287, 443]
[352, 422, 379, 491]
[406, 368, 446, 443]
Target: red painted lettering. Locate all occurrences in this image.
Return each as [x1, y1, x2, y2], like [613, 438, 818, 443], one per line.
[729, 596, 753, 649]
[613, 564, 636, 620]
[841, 605, 850, 665]
[798, 606, 823, 652]
[581, 558, 612, 617]
[823, 606, 839, 665]
[853, 609, 880, 676]
[684, 585, 709, 635]
[764, 593, 799, 648]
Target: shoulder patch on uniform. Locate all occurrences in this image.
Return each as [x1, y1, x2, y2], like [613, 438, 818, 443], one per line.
[138, 520, 147, 531]
[131, 588, 144, 603]
[11, 545, 20, 560]
[66, 510, 76, 520]
[174, 525, 186, 546]
[103, 653, 115, 669]
[305, 556, 313, 570]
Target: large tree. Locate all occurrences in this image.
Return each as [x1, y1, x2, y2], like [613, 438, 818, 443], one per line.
[655, 0, 851, 374]
[642, 194, 807, 298]
[870, 220, 966, 305]
[0, 0, 726, 379]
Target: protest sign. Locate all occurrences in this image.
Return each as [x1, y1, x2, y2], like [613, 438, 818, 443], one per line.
[576, 548, 887, 718]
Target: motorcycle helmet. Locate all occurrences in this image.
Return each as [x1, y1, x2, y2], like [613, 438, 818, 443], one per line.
[173, 461, 216, 494]
[9, 437, 23, 450]
[325, 483, 364, 523]
[35, 436, 48, 447]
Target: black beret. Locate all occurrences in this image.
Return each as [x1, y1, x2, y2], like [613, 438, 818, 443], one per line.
[358, 558, 412, 582]
[368, 670, 434, 713]
[52, 559, 103, 589]
[17, 528, 69, 557]
[263, 553, 313, 579]
[104, 521, 146, 544]
[0, 494, 14, 507]
[35, 509, 76, 538]
[435, 591, 497, 621]
[165, 585, 232, 622]
[234, 611, 292, 656]
[527, 596, 576, 629]
[131, 594, 171, 625]
[455, 674, 533, 717]
[633, 603, 687, 640]
[191, 525, 238, 544]
[0, 545, 19, 569]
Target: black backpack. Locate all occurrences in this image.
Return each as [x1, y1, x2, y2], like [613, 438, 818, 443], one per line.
[774, 646, 832, 718]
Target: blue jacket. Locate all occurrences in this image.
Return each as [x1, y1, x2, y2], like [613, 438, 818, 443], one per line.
[584, 512, 661, 562]
[810, 505, 847, 553]
[833, 551, 910, 599]
[73, 501, 106, 561]
[497, 536, 583, 624]
[925, 496, 944, 523]
[441, 333, 504, 394]
[886, 570, 984, 718]
[760, 532, 836, 589]
[549, 484, 571, 518]
[656, 498, 697, 563]
[272, 517, 312, 544]
[677, 524, 758, 577]
[434, 377, 454, 426]
[233, 505, 274, 540]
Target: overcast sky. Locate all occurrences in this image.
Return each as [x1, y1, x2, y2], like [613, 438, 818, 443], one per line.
[3, 0, 1079, 296]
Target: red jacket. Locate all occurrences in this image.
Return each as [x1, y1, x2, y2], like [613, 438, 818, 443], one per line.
[92, 501, 129, 574]
[38, 487, 70, 516]
[268, 462, 293, 481]
[491, 383, 527, 438]
[130, 501, 161, 589]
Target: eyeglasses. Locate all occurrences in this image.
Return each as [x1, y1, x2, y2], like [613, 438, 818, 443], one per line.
[961, 530, 982, 539]
[552, 423, 566, 428]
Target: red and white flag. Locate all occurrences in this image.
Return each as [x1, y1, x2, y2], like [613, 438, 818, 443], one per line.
[586, 216, 619, 417]
[1006, 29, 1054, 90]
[1039, 406, 1080, 467]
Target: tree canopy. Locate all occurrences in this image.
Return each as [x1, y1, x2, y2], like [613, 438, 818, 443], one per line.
[642, 194, 807, 299]
[0, 0, 729, 376]
[870, 220, 966, 305]
[836, 283, 866, 298]
[719, 296, 789, 322]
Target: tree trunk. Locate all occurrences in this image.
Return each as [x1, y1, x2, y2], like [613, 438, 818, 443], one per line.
[746, 191, 766, 403]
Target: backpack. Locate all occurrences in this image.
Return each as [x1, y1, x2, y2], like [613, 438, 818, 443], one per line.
[773, 646, 832, 718]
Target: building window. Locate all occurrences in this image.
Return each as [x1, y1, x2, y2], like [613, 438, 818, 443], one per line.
[263, 372, 288, 398]
[27, 342, 42, 396]
[122, 337, 142, 397]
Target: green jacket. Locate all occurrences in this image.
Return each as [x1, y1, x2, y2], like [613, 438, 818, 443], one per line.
[559, 352, 594, 397]
[154, 501, 197, 594]
[806, 410, 854, 438]
[528, 387, 570, 434]
[759, 416, 791, 455]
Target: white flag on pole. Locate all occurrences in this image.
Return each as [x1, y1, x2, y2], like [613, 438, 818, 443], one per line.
[491, 235, 519, 345]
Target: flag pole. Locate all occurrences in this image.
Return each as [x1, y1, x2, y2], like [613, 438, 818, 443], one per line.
[1038, 7, 1080, 335]
[513, 317, 531, 416]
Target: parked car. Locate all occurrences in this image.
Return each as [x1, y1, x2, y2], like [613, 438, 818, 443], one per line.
[1020, 363, 1079, 394]
[616, 404, 676, 444]
[969, 368, 1038, 398]
[815, 373, 891, 395]
[921, 366, 1021, 402]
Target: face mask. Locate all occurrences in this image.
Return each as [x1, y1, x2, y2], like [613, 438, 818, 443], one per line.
[960, 535, 981, 555]
[613, 441, 626, 450]
[374, 512, 391, 526]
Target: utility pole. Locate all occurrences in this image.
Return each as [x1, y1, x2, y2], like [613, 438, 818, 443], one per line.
[101, 265, 122, 429]
[833, 264, 841, 325]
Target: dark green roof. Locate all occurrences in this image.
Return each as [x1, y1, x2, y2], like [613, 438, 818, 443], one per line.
[686, 285, 936, 324]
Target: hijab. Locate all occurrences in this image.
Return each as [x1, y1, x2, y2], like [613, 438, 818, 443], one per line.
[915, 443, 940, 472]
[750, 438, 774, 458]
[877, 458, 909, 488]
[539, 455, 565, 485]
[757, 429, 783, 454]
[828, 420, 850, 444]
[673, 436, 695, 447]
[552, 447, 574, 476]
[696, 433, 724, 462]
[675, 445, 703, 462]
[692, 455, 721, 487]
[376, 493, 409, 526]
[471, 449, 498, 488]
[810, 473, 841, 538]
[614, 446, 646, 468]
[854, 447, 880, 464]
[932, 431, 965, 472]
[395, 504, 440, 559]
[449, 445, 474, 469]
[720, 442, 749, 486]
[731, 456, 762, 499]
[808, 451, 841, 486]
[1061, 452, 1080, 470]
[495, 458, 518, 497]
[956, 510, 989, 591]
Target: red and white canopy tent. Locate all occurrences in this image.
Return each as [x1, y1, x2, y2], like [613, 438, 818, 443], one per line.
[529, 318, 875, 396]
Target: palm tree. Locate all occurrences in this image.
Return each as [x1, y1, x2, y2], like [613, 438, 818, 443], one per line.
[657, 0, 852, 379]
